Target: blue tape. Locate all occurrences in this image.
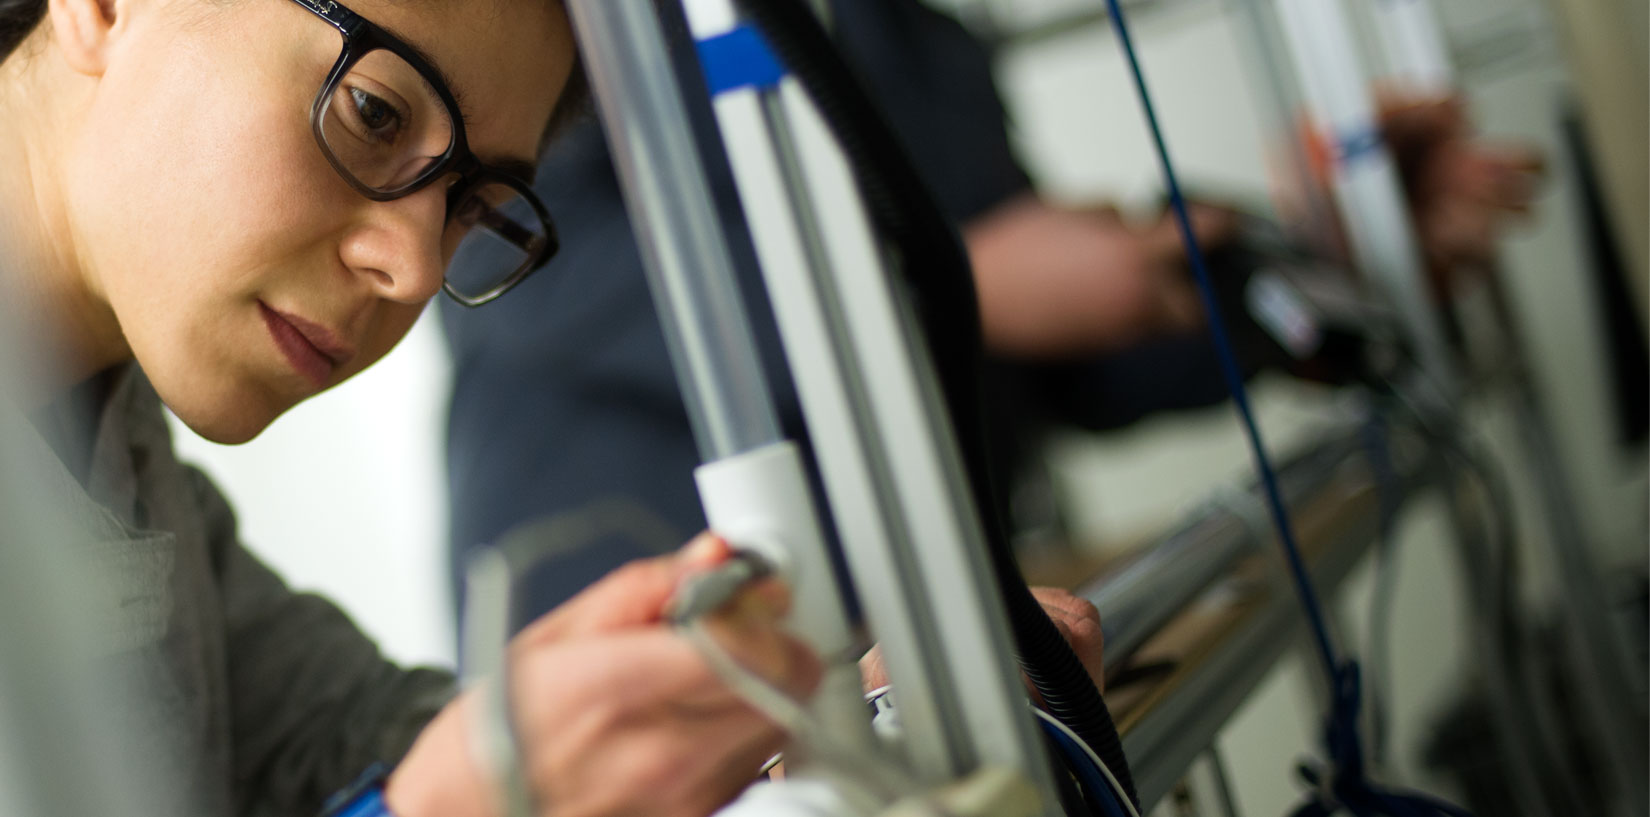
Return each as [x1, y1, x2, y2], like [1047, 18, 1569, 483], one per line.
[697, 25, 787, 96]
[338, 790, 392, 817]
[1336, 126, 1385, 165]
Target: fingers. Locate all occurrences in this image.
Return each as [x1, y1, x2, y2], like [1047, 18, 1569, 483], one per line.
[520, 534, 732, 643]
[1031, 587, 1106, 692]
[477, 535, 821, 817]
[510, 628, 809, 815]
[859, 645, 889, 692]
[699, 594, 823, 702]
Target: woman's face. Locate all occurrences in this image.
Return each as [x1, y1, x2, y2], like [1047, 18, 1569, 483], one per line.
[61, 0, 573, 443]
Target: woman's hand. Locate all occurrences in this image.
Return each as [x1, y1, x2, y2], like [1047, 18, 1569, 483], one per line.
[859, 586, 1105, 695]
[387, 535, 821, 817]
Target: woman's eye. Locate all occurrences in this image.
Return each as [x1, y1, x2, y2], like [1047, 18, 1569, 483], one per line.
[347, 87, 406, 143]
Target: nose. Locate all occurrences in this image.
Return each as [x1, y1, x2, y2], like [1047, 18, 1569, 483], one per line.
[338, 185, 449, 304]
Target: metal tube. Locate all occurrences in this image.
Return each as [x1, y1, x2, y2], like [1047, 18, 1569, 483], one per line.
[566, 0, 873, 762]
[1082, 436, 1360, 665]
[1108, 425, 1438, 811]
[565, 0, 782, 462]
[681, 0, 1062, 806]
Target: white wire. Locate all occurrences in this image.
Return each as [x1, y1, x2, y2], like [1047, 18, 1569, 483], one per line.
[1033, 709, 1141, 817]
[679, 619, 918, 799]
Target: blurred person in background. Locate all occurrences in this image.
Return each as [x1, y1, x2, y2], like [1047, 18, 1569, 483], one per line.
[441, 0, 1541, 615]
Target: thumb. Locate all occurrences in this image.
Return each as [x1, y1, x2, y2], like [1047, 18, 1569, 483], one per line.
[522, 534, 732, 642]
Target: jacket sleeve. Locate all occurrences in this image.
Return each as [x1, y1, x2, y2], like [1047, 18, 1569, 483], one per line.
[185, 465, 458, 816]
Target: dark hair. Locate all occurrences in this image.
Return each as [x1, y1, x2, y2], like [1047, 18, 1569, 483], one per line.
[0, 0, 45, 60]
[545, 58, 592, 142]
[1, 0, 589, 143]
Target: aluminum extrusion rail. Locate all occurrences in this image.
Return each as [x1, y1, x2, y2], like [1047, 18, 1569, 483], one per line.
[1078, 422, 1438, 810]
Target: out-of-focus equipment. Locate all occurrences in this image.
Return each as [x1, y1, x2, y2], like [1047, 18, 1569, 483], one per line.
[457, 0, 1650, 815]
[1271, 2, 1648, 814]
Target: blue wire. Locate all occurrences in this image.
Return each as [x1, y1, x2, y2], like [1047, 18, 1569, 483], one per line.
[1040, 715, 1128, 817]
[1095, 2, 1476, 816]
[1099, 0, 1338, 682]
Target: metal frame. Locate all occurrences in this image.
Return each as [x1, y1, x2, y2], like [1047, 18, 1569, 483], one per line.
[678, 0, 1060, 802]
[568, 0, 1059, 812]
[564, 0, 874, 770]
[1082, 422, 1435, 811]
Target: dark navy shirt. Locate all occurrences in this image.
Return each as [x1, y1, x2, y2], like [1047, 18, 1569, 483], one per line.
[440, 0, 1229, 615]
[440, 0, 1031, 610]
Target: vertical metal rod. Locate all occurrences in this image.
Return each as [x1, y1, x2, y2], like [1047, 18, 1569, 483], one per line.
[565, 0, 780, 463]
[565, 0, 872, 761]
[1227, 0, 1343, 258]
[679, 0, 1062, 808]
[1272, 0, 1459, 399]
[1370, 0, 1455, 93]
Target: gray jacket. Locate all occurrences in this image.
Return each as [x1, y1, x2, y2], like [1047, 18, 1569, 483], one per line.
[8, 364, 456, 816]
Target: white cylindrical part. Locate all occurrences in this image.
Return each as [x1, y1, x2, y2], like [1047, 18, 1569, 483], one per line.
[695, 442, 855, 654]
[1274, 0, 1459, 395]
[695, 442, 875, 753]
[1371, 0, 1455, 93]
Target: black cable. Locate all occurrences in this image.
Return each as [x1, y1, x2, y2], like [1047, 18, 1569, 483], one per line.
[732, 1, 1140, 807]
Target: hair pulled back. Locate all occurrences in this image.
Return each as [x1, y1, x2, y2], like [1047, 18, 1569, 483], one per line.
[0, 0, 45, 61]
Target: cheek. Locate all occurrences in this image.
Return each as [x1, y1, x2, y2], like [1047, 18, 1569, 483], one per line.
[353, 302, 427, 376]
[70, 32, 348, 314]
[62, 31, 365, 440]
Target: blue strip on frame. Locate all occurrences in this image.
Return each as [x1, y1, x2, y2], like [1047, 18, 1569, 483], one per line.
[338, 790, 391, 817]
[1336, 125, 1385, 165]
[697, 25, 787, 96]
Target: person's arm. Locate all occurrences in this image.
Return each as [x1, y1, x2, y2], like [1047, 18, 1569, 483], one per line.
[966, 194, 1238, 358]
[194, 458, 816, 817]
[387, 536, 818, 817]
[186, 465, 457, 815]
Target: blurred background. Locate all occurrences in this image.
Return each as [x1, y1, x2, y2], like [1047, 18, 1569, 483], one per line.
[167, 0, 1645, 812]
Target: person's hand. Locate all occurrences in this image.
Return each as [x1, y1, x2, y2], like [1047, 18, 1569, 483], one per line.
[859, 586, 1105, 695]
[387, 535, 821, 817]
[966, 194, 1239, 358]
[1376, 92, 1545, 296]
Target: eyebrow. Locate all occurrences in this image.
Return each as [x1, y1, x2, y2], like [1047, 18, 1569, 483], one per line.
[373, 22, 541, 186]
[376, 21, 473, 127]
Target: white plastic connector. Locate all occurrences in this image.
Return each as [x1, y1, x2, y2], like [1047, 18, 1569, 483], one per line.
[695, 442, 873, 757]
[695, 441, 852, 655]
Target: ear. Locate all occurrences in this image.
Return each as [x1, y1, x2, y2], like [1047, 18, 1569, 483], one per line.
[46, 0, 124, 77]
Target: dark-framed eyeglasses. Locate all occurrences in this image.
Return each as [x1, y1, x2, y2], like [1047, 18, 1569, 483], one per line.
[287, 0, 558, 307]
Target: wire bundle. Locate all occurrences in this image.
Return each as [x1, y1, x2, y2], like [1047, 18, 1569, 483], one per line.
[1038, 709, 1139, 817]
[1095, 1, 1478, 815]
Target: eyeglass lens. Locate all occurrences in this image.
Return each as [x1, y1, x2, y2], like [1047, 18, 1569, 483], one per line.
[319, 49, 454, 193]
[317, 46, 550, 300]
[445, 182, 549, 300]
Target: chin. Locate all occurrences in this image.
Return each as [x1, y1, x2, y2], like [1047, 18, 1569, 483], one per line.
[154, 376, 291, 446]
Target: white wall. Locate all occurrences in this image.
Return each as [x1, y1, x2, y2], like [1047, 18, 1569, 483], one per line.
[168, 312, 456, 668]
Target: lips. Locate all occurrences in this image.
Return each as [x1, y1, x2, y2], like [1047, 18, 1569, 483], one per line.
[258, 302, 354, 388]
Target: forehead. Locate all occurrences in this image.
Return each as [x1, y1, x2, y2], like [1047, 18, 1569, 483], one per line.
[353, 0, 573, 158]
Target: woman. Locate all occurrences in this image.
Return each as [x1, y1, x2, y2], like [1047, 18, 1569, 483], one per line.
[0, 0, 820, 815]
